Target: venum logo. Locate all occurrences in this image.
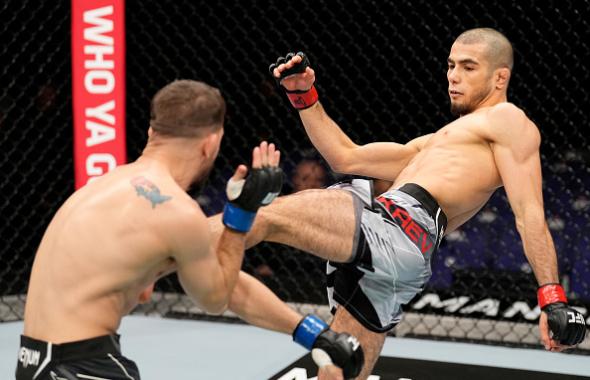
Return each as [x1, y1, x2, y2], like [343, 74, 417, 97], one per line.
[18, 347, 41, 368]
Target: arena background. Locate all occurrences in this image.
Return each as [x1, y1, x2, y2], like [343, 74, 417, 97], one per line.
[1, 0, 589, 353]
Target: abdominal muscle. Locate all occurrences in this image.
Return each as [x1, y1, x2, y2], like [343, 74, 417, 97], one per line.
[391, 141, 502, 233]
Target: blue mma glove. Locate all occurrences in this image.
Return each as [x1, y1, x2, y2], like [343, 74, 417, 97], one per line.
[222, 166, 283, 233]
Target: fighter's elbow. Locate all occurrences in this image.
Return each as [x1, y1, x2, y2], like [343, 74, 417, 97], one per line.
[194, 284, 231, 315]
[201, 294, 229, 315]
[328, 159, 351, 174]
[328, 153, 358, 174]
[207, 303, 228, 316]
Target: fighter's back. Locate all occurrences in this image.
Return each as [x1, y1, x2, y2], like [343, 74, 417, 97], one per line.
[23, 161, 193, 343]
[393, 103, 537, 232]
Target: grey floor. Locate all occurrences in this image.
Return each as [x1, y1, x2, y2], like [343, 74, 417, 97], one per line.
[2, 315, 589, 379]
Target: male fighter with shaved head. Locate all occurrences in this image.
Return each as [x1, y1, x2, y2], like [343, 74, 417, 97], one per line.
[210, 28, 586, 379]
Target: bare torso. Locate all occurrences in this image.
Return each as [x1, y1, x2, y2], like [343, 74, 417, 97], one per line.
[392, 107, 511, 232]
[23, 162, 186, 343]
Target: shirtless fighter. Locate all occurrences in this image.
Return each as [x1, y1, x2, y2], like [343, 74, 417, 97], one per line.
[17, 80, 362, 379]
[210, 28, 587, 379]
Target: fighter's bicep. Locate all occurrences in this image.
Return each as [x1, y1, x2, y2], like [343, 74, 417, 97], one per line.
[342, 141, 421, 180]
[173, 214, 224, 305]
[177, 245, 224, 305]
[494, 143, 542, 202]
[490, 106, 543, 217]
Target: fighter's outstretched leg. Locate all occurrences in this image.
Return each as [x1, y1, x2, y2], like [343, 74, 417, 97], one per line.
[209, 188, 359, 263]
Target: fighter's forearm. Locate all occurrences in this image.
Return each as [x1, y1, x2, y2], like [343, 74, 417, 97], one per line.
[518, 213, 559, 285]
[212, 228, 248, 311]
[299, 102, 357, 171]
[229, 271, 301, 334]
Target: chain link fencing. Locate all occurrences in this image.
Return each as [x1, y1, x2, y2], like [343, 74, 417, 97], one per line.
[1, 0, 589, 351]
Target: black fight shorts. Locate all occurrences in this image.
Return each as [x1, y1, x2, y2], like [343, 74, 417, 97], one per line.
[16, 334, 140, 380]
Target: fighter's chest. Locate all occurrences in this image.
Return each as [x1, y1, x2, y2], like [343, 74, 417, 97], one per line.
[427, 118, 489, 147]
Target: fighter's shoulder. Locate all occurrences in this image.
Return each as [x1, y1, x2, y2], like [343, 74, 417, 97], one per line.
[485, 103, 539, 143]
[134, 178, 208, 235]
[487, 102, 528, 125]
[159, 195, 211, 254]
[164, 192, 208, 228]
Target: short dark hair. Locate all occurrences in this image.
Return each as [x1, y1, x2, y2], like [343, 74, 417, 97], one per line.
[150, 80, 225, 138]
[455, 28, 514, 70]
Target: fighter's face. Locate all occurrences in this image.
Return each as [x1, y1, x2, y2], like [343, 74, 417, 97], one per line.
[447, 42, 494, 116]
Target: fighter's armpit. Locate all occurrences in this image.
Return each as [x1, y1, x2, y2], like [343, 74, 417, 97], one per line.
[130, 176, 173, 209]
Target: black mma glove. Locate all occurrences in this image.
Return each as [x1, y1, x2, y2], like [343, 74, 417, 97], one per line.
[269, 52, 319, 110]
[222, 166, 283, 233]
[292, 314, 364, 379]
[538, 283, 587, 346]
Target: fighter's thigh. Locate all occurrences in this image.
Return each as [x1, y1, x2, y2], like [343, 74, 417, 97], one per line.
[207, 189, 358, 262]
[329, 306, 386, 380]
[258, 189, 358, 262]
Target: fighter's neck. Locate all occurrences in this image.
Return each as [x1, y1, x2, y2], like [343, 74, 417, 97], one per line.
[461, 96, 509, 117]
[136, 147, 202, 191]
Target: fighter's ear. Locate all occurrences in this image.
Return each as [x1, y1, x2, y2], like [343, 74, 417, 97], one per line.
[202, 128, 223, 160]
[495, 67, 511, 90]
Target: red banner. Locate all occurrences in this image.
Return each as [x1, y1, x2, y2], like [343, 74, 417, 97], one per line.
[71, 0, 126, 188]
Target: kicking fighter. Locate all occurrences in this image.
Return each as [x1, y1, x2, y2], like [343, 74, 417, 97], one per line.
[211, 28, 586, 379]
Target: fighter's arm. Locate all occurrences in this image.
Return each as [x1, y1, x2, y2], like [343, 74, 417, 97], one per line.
[300, 103, 430, 180]
[489, 103, 586, 350]
[489, 103, 556, 284]
[271, 53, 429, 181]
[173, 208, 247, 314]
[228, 271, 363, 379]
[229, 271, 302, 333]
[173, 141, 282, 314]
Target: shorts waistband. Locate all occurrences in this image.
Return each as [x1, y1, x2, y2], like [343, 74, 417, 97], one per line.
[397, 183, 448, 232]
[20, 334, 122, 362]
